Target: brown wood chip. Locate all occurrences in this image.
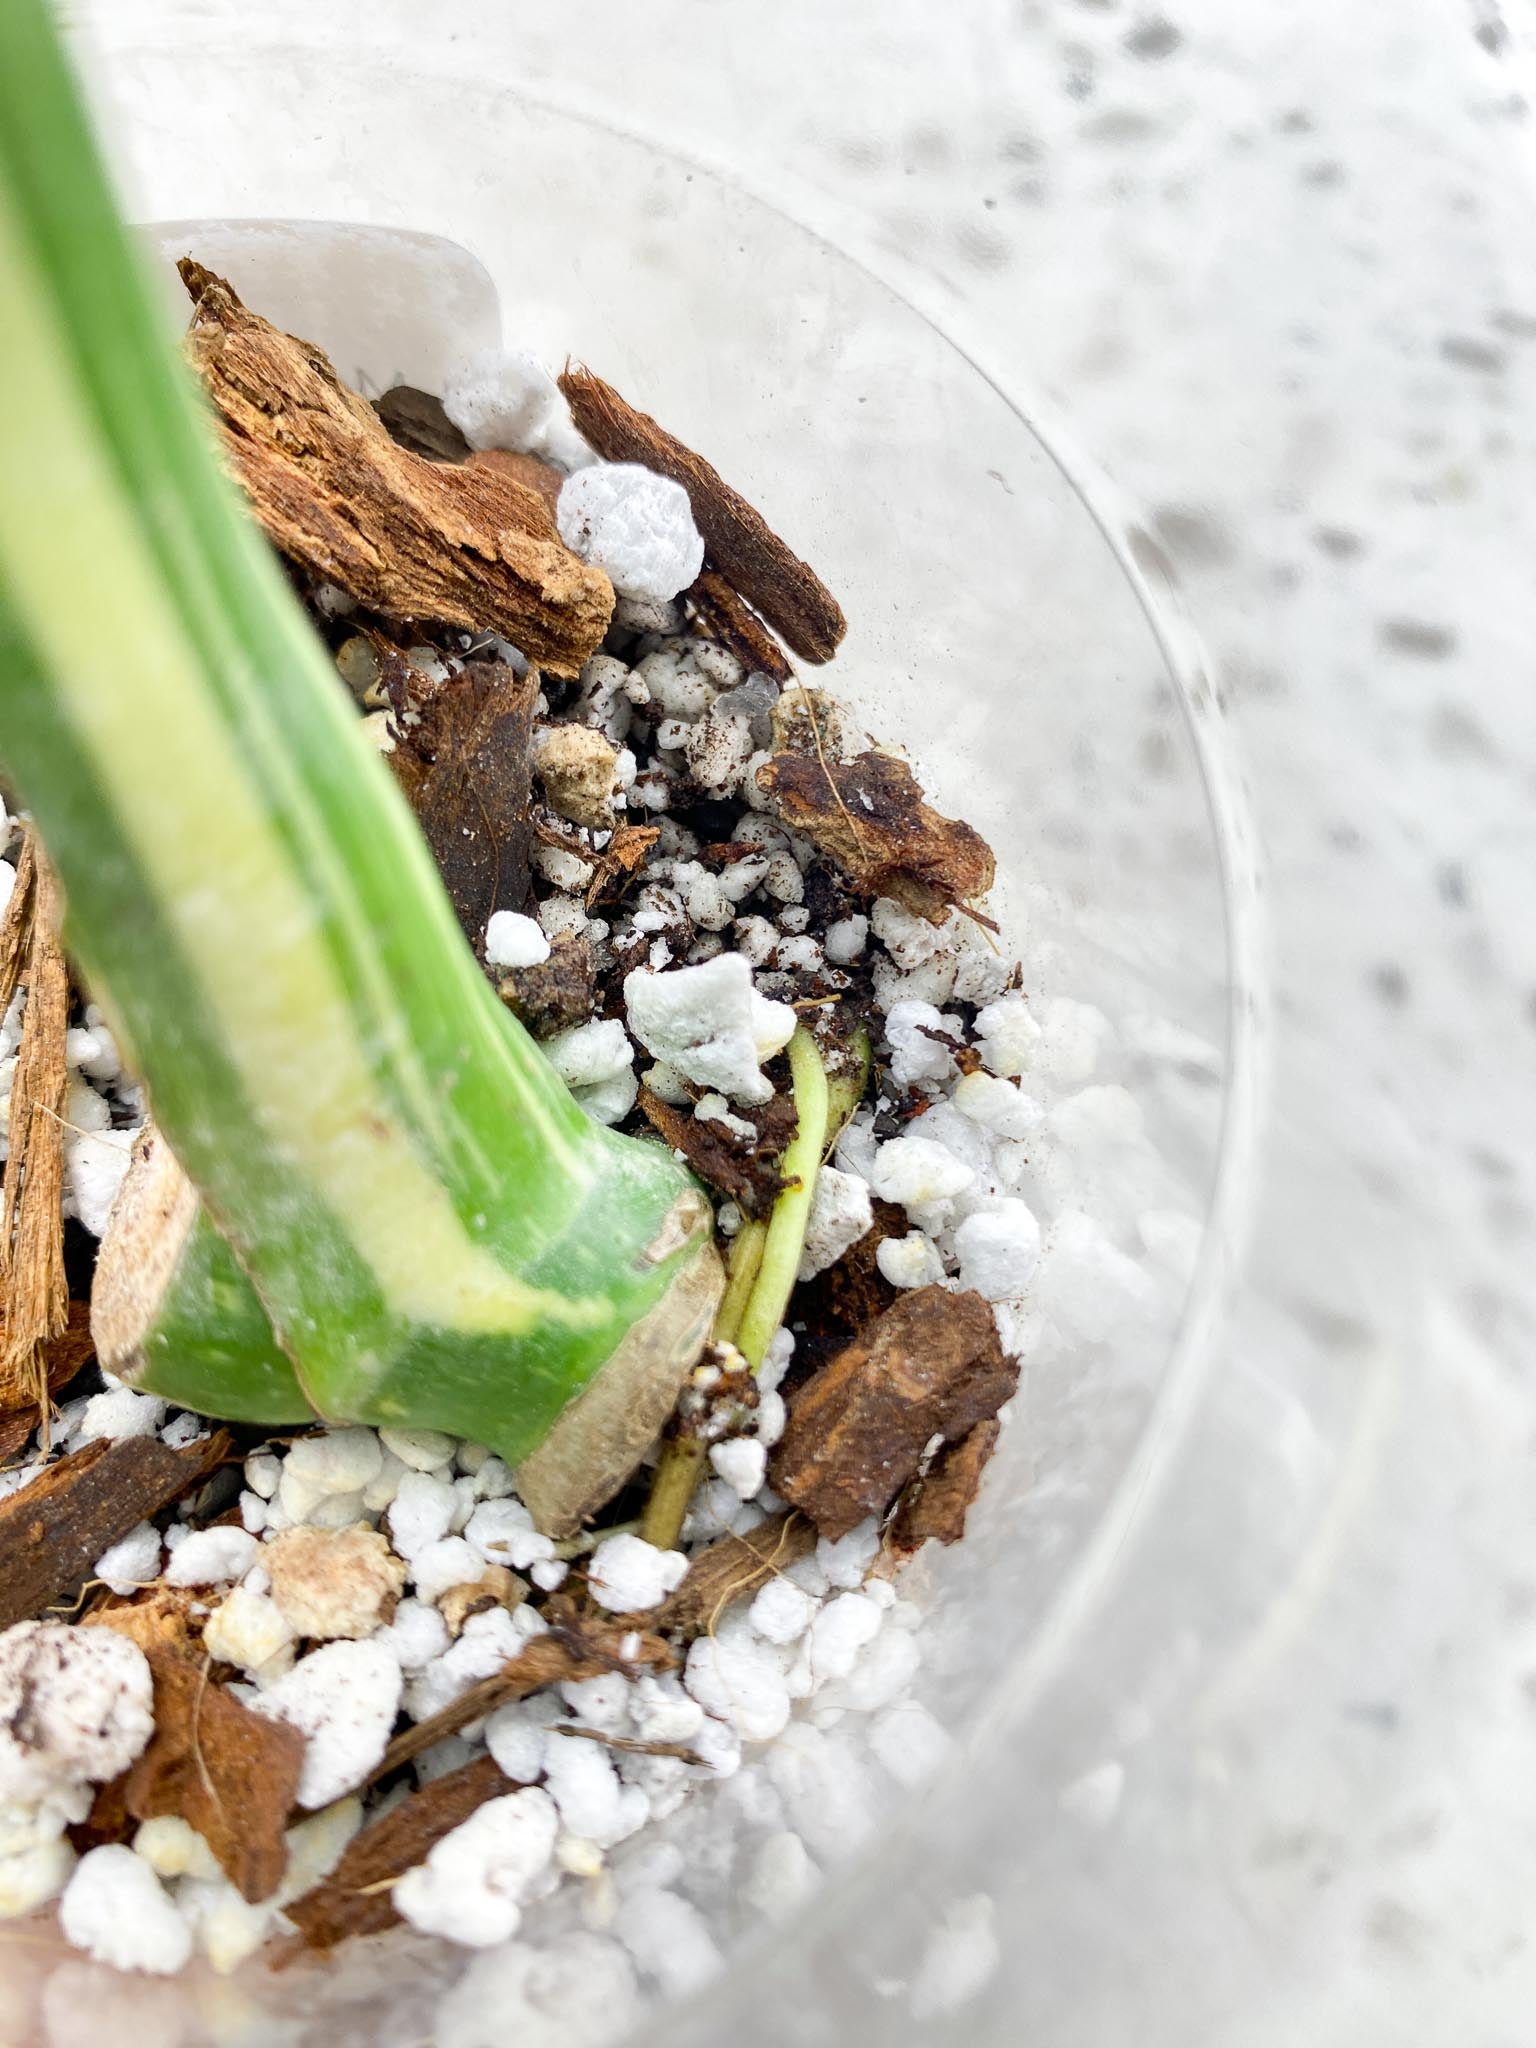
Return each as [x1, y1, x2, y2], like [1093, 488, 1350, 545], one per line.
[278, 1753, 513, 1957]
[369, 1598, 674, 1784]
[0, 835, 70, 1416]
[180, 264, 613, 675]
[372, 385, 471, 464]
[0, 1413, 34, 1461]
[635, 1089, 792, 1220]
[638, 1510, 816, 1639]
[585, 823, 660, 910]
[770, 1289, 1018, 1540]
[0, 1430, 233, 1630]
[0, 1298, 96, 1433]
[121, 1647, 306, 1902]
[468, 447, 564, 516]
[682, 567, 793, 683]
[386, 658, 539, 945]
[789, 1195, 904, 1376]
[887, 1417, 1003, 1553]
[559, 365, 845, 664]
[755, 746, 995, 925]
[497, 932, 599, 1039]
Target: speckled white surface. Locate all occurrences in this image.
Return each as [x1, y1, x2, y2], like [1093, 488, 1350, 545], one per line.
[33, 5, 1536, 2044]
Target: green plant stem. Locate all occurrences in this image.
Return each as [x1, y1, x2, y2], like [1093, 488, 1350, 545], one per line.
[735, 1028, 831, 1371]
[0, 2, 718, 1524]
[640, 1029, 835, 1551]
[712, 1220, 768, 1349]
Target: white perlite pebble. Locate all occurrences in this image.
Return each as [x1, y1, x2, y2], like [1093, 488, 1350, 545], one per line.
[541, 1730, 648, 1849]
[251, 1640, 402, 1808]
[238, 1490, 269, 1535]
[410, 1536, 485, 1605]
[709, 1437, 767, 1501]
[868, 1701, 953, 1787]
[743, 1830, 818, 1922]
[909, 1893, 1000, 2021]
[465, 1496, 555, 1572]
[876, 1230, 947, 1291]
[379, 1598, 451, 1675]
[748, 1575, 815, 1646]
[131, 1816, 221, 1884]
[406, 1608, 528, 1723]
[587, 1534, 688, 1612]
[823, 913, 867, 965]
[278, 1428, 382, 1522]
[202, 1586, 295, 1680]
[816, 1518, 881, 1590]
[75, 1387, 165, 1445]
[952, 1068, 1045, 1139]
[441, 346, 591, 469]
[484, 1703, 555, 1787]
[392, 1787, 559, 1948]
[684, 1630, 791, 1744]
[388, 1470, 459, 1560]
[243, 1451, 281, 1499]
[797, 1167, 874, 1282]
[377, 1426, 457, 1473]
[483, 909, 551, 971]
[560, 1671, 631, 1734]
[624, 953, 795, 1107]
[65, 1126, 135, 1238]
[92, 1522, 161, 1597]
[164, 1526, 258, 1588]
[870, 1134, 974, 1230]
[953, 1199, 1042, 1300]
[973, 993, 1042, 1077]
[0, 1624, 153, 1804]
[614, 1886, 723, 1998]
[883, 1000, 963, 1091]
[59, 1846, 192, 1976]
[557, 463, 704, 603]
[0, 1836, 76, 1920]
[542, 1017, 639, 1127]
[1049, 1083, 1145, 1150]
[808, 1592, 883, 1681]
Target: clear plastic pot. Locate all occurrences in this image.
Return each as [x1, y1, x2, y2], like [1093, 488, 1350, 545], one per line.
[6, 16, 1267, 2048]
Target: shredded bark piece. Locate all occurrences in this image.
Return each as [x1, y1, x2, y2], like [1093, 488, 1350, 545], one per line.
[551, 1724, 705, 1766]
[121, 1647, 306, 1902]
[770, 1289, 1017, 1540]
[585, 823, 660, 910]
[0, 836, 69, 1417]
[278, 1753, 513, 1957]
[755, 746, 995, 924]
[788, 1195, 904, 1374]
[497, 932, 599, 1039]
[386, 658, 539, 946]
[0, 1298, 96, 1430]
[372, 385, 471, 464]
[635, 1089, 793, 1219]
[0, 1430, 233, 1630]
[639, 1510, 816, 1639]
[887, 1417, 1003, 1554]
[85, 1586, 205, 1659]
[682, 567, 793, 683]
[368, 1598, 674, 1783]
[180, 265, 613, 675]
[0, 1414, 33, 1461]
[468, 447, 564, 516]
[559, 365, 845, 663]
